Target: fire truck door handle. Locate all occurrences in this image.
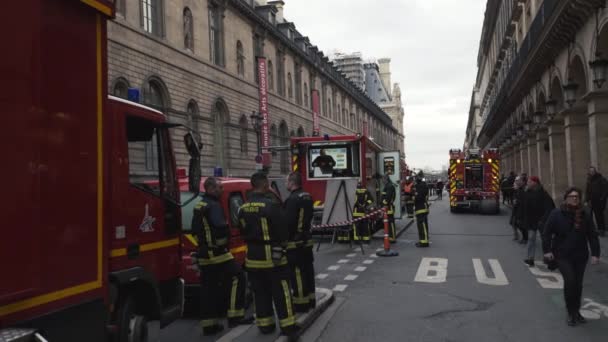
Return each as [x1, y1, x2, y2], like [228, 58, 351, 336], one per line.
[127, 244, 140, 260]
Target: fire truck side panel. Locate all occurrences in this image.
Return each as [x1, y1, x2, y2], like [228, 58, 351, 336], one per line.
[1, 0, 109, 336]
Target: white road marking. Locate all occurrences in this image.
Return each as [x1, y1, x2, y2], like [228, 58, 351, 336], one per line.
[472, 258, 509, 286]
[528, 262, 564, 289]
[346, 253, 357, 258]
[338, 259, 349, 264]
[354, 266, 367, 272]
[414, 258, 448, 283]
[344, 274, 358, 281]
[316, 273, 329, 280]
[327, 265, 340, 271]
[370, 254, 378, 258]
[363, 259, 375, 264]
[376, 248, 383, 252]
[333, 284, 348, 292]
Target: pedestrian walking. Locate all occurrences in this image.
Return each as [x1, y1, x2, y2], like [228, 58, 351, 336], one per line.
[510, 176, 526, 242]
[381, 174, 397, 243]
[284, 172, 316, 313]
[585, 166, 608, 237]
[191, 178, 251, 336]
[435, 179, 444, 200]
[522, 176, 555, 266]
[414, 172, 430, 248]
[542, 187, 601, 326]
[238, 172, 298, 337]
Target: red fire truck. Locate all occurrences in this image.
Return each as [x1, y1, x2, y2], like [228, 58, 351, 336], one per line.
[1, 1, 200, 341]
[288, 135, 402, 226]
[448, 148, 501, 214]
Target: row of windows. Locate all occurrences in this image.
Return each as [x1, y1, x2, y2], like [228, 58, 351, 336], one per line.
[112, 75, 307, 173]
[115, 0, 386, 136]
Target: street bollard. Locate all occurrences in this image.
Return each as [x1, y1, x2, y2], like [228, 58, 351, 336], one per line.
[377, 207, 399, 257]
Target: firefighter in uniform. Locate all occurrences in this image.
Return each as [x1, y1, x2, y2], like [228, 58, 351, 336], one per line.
[238, 172, 298, 337]
[402, 176, 415, 218]
[352, 182, 374, 243]
[381, 174, 397, 243]
[414, 172, 431, 248]
[191, 178, 250, 336]
[284, 172, 316, 312]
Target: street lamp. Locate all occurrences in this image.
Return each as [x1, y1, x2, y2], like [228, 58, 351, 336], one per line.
[563, 80, 579, 108]
[545, 98, 557, 121]
[590, 5, 608, 89]
[249, 111, 265, 169]
[523, 119, 532, 132]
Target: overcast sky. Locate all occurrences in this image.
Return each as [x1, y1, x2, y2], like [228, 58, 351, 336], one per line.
[285, 0, 486, 170]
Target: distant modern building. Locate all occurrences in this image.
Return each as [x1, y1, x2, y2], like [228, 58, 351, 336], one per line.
[331, 52, 366, 91]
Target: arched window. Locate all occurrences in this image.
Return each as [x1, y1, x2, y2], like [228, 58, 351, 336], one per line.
[142, 77, 170, 171]
[270, 124, 278, 147]
[279, 121, 289, 174]
[183, 7, 194, 51]
[212, 100, 228, 169]
[297, 126, 305, 137]
[303, 82, 309, 107]
[140, 0, 164, 37]
[268, 60, 274, 91]
[112, 77, 130, 99]
[295, 64, 302, 105]
[186, 100, 199, 134]
[287, 72, 293, 99]
[239, 115, 248, 153]
[236, 41, 245, 77]
[337, 104, 341, 123]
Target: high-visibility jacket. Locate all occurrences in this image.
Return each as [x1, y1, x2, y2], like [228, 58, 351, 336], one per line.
[354, 188, 373, 216]
[414, 180, 430, 215]
[191, 194, 234, 266]
[403, 182, 414, 195]
[239, 191, 288, 269]
[284, 188, 313, 249]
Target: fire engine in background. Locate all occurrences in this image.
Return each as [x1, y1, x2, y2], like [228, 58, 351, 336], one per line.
[448, 148, 500, 214]
[1, 1, 201, 341]
[285, 135, 402, 228]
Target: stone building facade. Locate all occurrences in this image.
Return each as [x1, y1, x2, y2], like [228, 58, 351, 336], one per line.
[466, 0, 608, 200]
[108, 0, 403, 177]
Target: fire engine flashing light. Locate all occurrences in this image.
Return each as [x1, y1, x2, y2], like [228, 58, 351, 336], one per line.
[488, 158, 493, 163]
[323, 134, 330, 140]
[457, 159, 461, 164]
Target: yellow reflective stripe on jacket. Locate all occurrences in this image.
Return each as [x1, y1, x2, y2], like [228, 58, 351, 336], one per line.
[198, 252, 233, 265]
[353, 212, 365, 217]
[415, 208, 429, 215]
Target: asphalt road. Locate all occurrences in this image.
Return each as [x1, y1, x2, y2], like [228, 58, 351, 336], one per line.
[301, 196, 608, 342]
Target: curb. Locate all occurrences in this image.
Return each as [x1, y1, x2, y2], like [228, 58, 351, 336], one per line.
[273, 288, 335, 342]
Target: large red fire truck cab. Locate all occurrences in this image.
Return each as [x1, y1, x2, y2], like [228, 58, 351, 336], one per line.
[1, 2, 201, 341]
[448, 148, 500, 214]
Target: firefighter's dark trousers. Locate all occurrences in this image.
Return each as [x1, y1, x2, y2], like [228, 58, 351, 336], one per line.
[387, 206, 396, 242]
[416, 212, 429, 245]
[352, 212, 370, 243]
[199, 260, 246, 329]
[405, 200, 414, 218]
[287, 244, 316, 312]
[248, 265, 296, 333]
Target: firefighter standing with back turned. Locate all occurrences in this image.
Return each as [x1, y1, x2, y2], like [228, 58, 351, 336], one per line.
[238, 172, 298, 338]
[414, 171, 431, 247]
[191, 177, 251, 336]
[284, 172, 316, 313]
[353, 181, 374, 243]
[381, 174, 397, 243]
[402, 176, 415, 218]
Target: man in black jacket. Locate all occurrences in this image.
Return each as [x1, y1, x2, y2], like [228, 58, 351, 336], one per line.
[522, 176, 555, 266]
[284, 172, 315, 312]
[585, 166, 608, 236]
[414, 172, 430, 248]
[192, 178, 250, 335]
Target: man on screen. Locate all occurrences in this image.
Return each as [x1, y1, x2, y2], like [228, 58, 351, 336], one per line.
[312, 149, 336, 175]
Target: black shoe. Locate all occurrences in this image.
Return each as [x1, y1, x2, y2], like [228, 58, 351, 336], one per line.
[575, 312, 587, 324]
[294, 303, 311, 313]
[258, 325, 276, 334]
[567, 315, 577, 326]
[415, 242, 429, 248]
[281, 325, 301, 342]
[202, 324, 224, 336]
[228, 316, 254, 328]
[524, 259, 534, 267]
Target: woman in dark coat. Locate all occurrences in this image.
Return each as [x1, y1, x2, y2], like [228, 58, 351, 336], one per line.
[542, 187, 601, 326]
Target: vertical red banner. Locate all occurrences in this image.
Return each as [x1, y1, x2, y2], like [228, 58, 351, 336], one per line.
[257, 57, 271, 166]
[311, 89, 320, 136]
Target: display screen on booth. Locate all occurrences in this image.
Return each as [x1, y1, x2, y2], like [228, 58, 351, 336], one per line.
[307, 143, 360, 179]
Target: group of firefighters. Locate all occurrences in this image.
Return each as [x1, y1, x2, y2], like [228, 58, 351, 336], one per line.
[192, 172, 314, 339]
[342, 171, 432, 248]
[189, 171, 433, 339]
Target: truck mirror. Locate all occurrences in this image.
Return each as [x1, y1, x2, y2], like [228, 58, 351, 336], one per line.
[184, 133, 201, 159]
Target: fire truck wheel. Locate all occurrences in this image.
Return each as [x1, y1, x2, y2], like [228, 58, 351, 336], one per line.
[116, 296, 148, 342]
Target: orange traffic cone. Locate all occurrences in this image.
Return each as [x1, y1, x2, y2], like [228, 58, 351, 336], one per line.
[377, 208, 398, 257]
